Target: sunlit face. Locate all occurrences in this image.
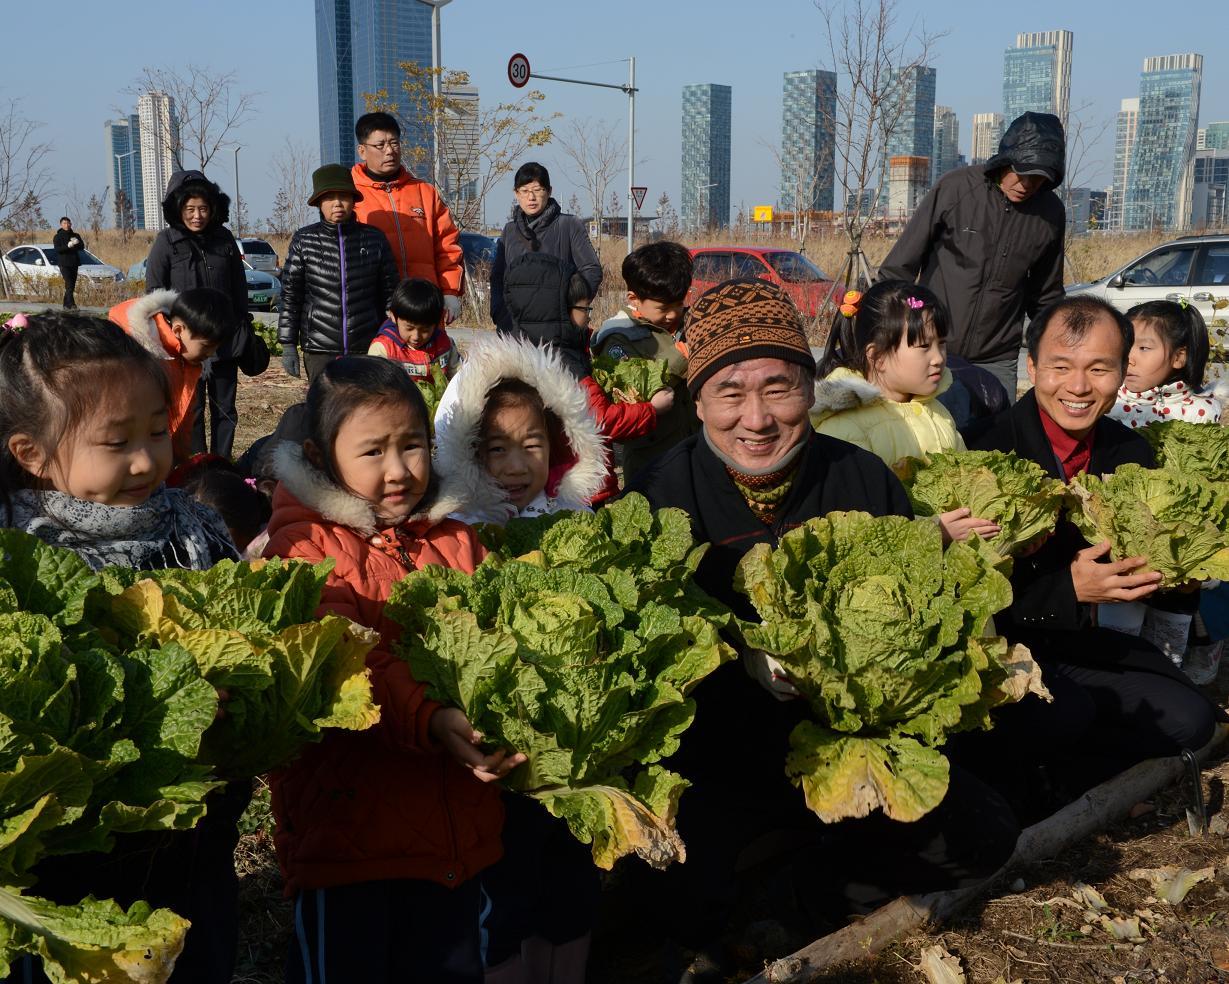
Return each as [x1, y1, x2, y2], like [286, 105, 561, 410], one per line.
[171, 320, 219, 365]
[1125, 320, 1185, 393]
[59, 219, 71, 231]
[318, 191, 356, 224]
[570, 301, 593, 331]
[999, 169, 1046, 204]
[514, 182, 550, 218]
[480, 401, 551, 510]
[357, 130, 402, 178]
[327, 398, 431, 526]
[1027, 312, 1125, 438]
[181, 196, 211, 232]
[9, 371, 172, 507]
[628, 292, 685, 332]
[869, 321, 946, 402]
[696, 358, 815, 472]
[392, 316, 436, 350]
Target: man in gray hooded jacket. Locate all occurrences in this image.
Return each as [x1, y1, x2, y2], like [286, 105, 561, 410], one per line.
[878, 112, 1067, 398]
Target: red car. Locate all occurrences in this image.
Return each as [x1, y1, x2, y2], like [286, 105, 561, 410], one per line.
[687, 247, 840, 318]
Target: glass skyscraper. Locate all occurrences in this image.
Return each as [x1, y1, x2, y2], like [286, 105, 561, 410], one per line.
[1199, 122, 1229, 151]
[1124, 53, 1203, 230]
[104, 115, 144, 230]
[1109, 98, 1139, 230]
[779, 70, 836, 213]
[885, 66, 936, 162]
[316, 0, 432, 168]
[681, 83, 731, 230]
[931, 106, 959, 183]
[1002, 30, 1072, 131]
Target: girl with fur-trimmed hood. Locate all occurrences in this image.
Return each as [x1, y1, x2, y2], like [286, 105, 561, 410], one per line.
[434, 333, 609, 526]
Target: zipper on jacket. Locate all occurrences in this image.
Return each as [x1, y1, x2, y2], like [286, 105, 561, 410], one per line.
[337, 223, 350, 354]
[384, 184, 410, 279]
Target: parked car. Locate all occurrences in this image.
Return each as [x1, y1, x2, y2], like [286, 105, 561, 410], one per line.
[1066, 234, 1229, 323]
[1, 244, 124, 295]
[236, 237, 280, 275]
[687, 247, 839, 318]
[126, 257, 280, 312]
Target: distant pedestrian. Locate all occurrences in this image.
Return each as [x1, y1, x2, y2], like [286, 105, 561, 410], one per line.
[349, 112, 465, 323]
[878, 112, 1067, 400]
[52, 217, 85, 309]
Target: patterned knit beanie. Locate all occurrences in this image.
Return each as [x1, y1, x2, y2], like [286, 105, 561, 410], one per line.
[684, 278, 815, 396]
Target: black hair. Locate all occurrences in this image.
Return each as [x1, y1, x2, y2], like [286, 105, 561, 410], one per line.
[621, 241, 693, 303]
[164, 177, 230, 231]
[480, 378, 550, 443]
[0, 312, 170, 522]
[818, 280, 949, 378]
[59, 216, 70, 224]
[513, 162, 551, 190]
[305, 356, 438, 510]
[169, 287, 235, 345]
[1125, 300, 1209, 388]
[355, 112, 401, 143]
[1025, 295, 1133, 371]
[388, 277, 444, 327]
[566, 273, 593, 308]
[182, 468, 271, 552]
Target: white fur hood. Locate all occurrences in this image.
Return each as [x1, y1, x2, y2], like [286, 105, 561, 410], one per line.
[122, 289, 179, 361]
[271, 441, 464, 536]
[433, 335, 609, 524]
[812, 365, 953, 418]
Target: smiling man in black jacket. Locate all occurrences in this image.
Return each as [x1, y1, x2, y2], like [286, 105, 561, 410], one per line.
[879, 112, 1067, 399]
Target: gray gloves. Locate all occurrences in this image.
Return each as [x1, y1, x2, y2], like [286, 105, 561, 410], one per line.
[443, 294, 462, 323]
[281, 347, 301, 378]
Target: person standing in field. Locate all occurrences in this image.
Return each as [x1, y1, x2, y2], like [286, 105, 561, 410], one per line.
[349, 112, 465, 325]
[877, 112, 1067, 400]
[52, 216, 85, 309]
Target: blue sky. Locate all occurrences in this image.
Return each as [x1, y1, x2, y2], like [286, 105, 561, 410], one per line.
[5, 0, 1227, 233]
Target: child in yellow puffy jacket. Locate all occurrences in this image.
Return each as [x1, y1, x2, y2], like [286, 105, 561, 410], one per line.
[813, 279, 998, 544]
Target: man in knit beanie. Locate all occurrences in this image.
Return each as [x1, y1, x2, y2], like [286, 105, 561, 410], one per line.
[622, 278, 1018, 978]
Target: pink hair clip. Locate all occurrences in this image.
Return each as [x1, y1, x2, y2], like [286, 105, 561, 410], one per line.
[244, 477, 258, 489]
[905, 296, 925, 310]
[2, 312, 28, 333]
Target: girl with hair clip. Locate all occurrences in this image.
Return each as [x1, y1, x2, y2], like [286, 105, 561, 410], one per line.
[812, 279, 999, 543]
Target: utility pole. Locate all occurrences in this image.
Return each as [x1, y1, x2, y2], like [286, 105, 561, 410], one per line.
[234, 145, 242, 237]
[419, 0, 454, 190]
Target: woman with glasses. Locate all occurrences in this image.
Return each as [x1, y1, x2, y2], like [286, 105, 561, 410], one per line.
[490, 162, 603, 332]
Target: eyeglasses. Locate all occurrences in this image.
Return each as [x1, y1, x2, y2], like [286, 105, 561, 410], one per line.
[516, 186, 548, 196]
[363, 140, 401, 153]
[571, 305, 593, 314]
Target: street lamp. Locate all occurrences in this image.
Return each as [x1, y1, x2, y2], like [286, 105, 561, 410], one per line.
[417, 0, 454, 191]
[234, 146, 242, 237]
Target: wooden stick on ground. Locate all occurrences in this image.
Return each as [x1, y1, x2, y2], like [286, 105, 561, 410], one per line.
[745, 726, 1228, 984]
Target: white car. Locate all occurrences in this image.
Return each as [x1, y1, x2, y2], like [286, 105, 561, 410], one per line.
[1066, 234, 1229, 323]
[1, 243, 125, 296]
[236, 237, 280, 276]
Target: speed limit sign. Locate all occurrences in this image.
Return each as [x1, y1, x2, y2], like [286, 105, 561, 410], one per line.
[507, 52, 531, 89]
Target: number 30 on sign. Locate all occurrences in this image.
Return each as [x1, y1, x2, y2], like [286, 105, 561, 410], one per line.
[508, 53, 531, 89]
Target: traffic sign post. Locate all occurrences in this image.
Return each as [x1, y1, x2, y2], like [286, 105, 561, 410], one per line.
[506, 52, 639, 253]
[631, 187, 647, 211]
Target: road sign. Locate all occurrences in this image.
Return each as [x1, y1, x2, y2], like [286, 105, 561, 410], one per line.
[753, 205, 774, 223]
[630, 186, 648, 210]
[507, 53, 531, 89]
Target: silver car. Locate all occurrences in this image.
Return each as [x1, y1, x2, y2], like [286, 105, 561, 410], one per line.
[1, 243, 124, 295]
[1066, 234, 1229, 324]
[236, 237, 280, 276]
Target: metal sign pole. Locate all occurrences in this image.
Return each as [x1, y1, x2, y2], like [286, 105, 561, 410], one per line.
[627, 56, 635, 253]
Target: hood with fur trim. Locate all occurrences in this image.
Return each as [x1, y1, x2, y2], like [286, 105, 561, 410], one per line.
[433, 334, 609, 524]
[812, 365, 953, 419]
[271, 442, 464, 537]
[117, 289, 179, 361]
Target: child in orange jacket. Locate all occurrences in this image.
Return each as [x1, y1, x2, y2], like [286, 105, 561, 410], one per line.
[108, 288, 234, 462]
[262, 355, 523, 984]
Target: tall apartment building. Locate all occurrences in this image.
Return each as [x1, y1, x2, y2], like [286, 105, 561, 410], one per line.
[888, 156, 930, 223]
[779, 69, 837, 213]
[1124, 53, 1203, 231]
[1191, 149, 1229, 228]
[1198, 122, 1229, 151]
[103, 115, 144, 230]
[316, 0, 432, 167]
[681, 83, 732, 230]
[886, 65, 936, 163]
[1002, 30, 1073, 131]
[970, 112, 1005, 165]
[137, 92, 178, 233]
[1108, 97, 1140, 230]
[932, 106, 960, 183]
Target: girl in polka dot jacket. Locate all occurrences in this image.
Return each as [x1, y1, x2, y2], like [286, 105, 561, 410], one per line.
[1108, 299, 1226, 428]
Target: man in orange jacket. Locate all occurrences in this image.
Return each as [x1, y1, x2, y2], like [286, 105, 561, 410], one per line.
[350, 112, 465, 324]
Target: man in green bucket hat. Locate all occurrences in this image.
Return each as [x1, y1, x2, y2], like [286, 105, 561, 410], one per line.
[278, 164, 398, 380]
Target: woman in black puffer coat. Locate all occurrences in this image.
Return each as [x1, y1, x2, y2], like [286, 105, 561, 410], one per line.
[146, 169, 257, 458]
[278, 164, 398, 382]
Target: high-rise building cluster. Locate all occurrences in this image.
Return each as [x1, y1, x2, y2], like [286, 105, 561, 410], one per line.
[102, 92, 179, 232]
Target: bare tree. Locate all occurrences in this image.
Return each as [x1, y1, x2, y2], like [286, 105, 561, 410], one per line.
[762, 135, 836, 254]
[131, 66, 258, 171]
[1059, 102, 1112, 279]
[265, 138, 314, 235]
[4, 192, 47, 235]
[656, 191, 680, 238]
[555, 117, 626, 243]
[87, 192, 107, 238]
[815, 0, 941, 298]
[0, 100, 52, 232]
[115, 189, 136, 243]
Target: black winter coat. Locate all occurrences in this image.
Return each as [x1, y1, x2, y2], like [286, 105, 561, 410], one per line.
[490, 203, 602, 332]
[52, 228, 85, 268]
[146, 171, 250, 361]
[625, 431, 912, 788]
[278, 219, 397, 355]
[878, 113, 1067, 364]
